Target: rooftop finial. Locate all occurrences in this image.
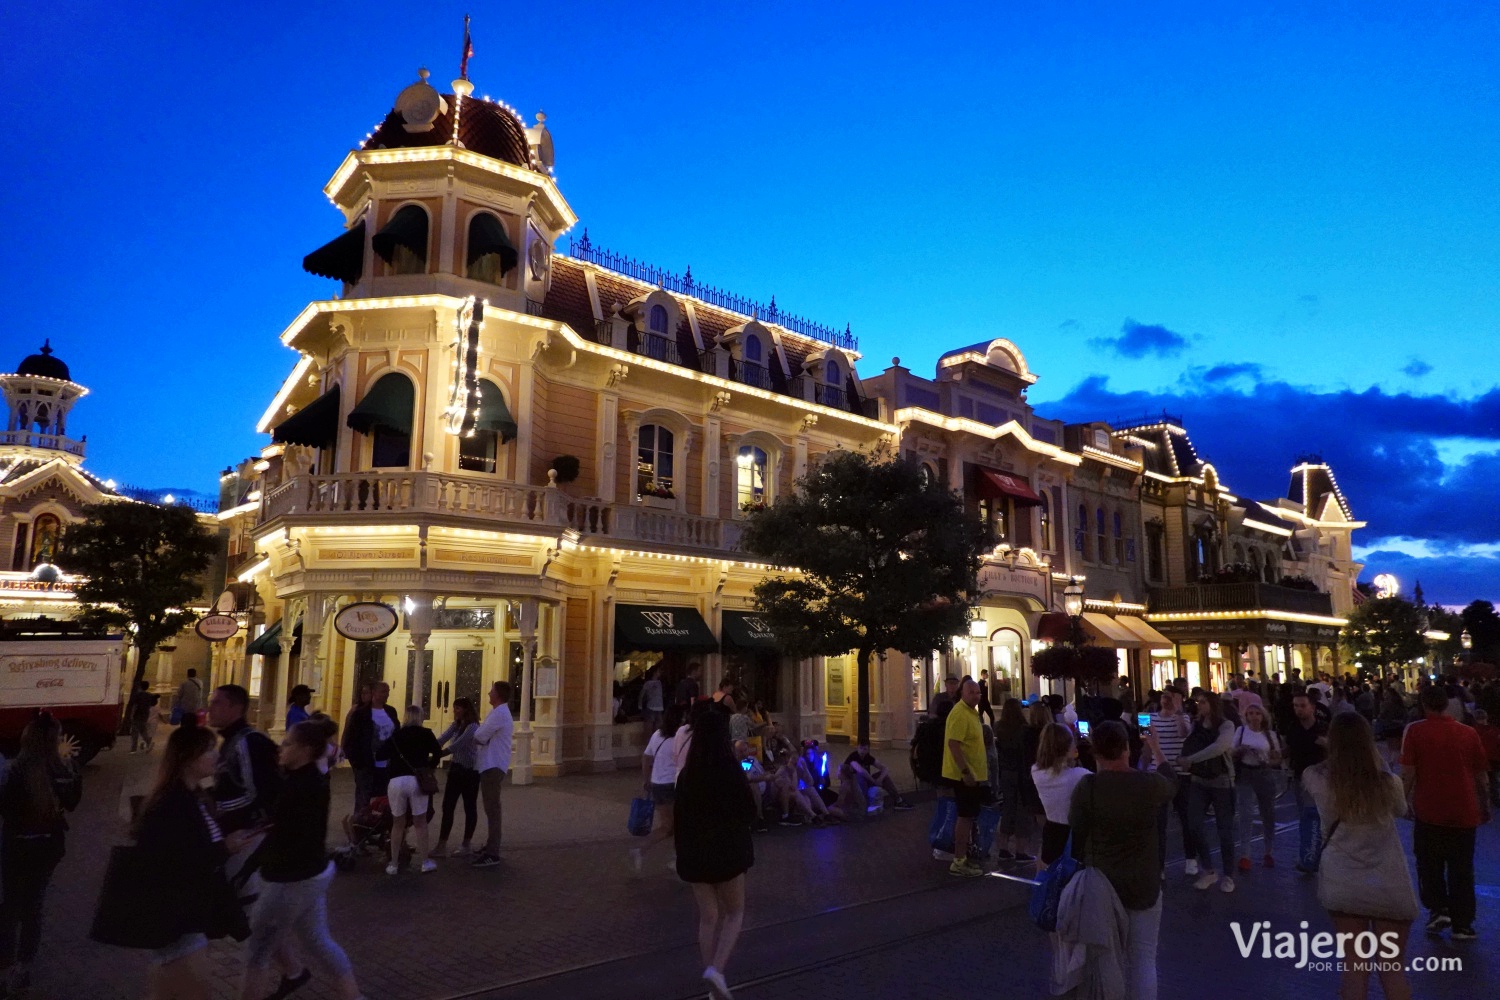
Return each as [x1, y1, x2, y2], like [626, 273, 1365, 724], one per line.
[40, 339, 52, 356]
[418, 67, 430, 83]
[536, 110, 546, 124]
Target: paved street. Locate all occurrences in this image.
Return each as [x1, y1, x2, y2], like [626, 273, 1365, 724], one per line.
[31, 742, 1499, 999]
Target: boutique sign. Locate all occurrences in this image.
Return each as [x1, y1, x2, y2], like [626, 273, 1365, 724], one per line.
[333, 602, 399, 641]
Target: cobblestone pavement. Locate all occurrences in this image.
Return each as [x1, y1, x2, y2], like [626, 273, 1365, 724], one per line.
[29, 742, 1500, 999]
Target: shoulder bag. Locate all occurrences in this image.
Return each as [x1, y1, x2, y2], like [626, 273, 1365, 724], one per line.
[396, 734, 440, 796]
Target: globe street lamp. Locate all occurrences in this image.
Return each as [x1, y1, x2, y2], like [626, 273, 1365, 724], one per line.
[1063, 578, 1085, 620]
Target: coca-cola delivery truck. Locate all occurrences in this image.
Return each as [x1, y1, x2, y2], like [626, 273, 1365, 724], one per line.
[0, 635, 124, 762]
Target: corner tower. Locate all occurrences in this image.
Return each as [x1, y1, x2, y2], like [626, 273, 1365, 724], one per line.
[1, 341, 88, 464]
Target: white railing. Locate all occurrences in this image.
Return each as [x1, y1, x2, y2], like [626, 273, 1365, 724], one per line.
[260, 472, 742, 554]
[0, 430, 85, 457]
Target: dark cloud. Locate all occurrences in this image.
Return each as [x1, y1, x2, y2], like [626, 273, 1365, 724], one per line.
[1037, 371, 1500, 603]
[1089, 319, 1192, 359]
[1402, 359, 1433, 378]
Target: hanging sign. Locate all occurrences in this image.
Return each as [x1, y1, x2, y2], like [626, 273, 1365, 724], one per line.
[333, 601, 399, 641]
[195, 614, 241, 642]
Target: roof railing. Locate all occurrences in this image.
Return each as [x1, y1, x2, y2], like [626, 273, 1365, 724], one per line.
[568, 231, 857, 351]
[1109, 410, 1185, 431]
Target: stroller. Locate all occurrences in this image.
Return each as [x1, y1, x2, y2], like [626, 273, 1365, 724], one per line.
[333, 795, 405, 872]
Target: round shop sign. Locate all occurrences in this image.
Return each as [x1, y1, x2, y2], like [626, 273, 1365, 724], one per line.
[195, 614, 241, 642]
[333, 601, 399, 641]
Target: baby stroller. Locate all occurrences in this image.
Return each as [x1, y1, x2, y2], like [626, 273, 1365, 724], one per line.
[333, 795, 407, 872]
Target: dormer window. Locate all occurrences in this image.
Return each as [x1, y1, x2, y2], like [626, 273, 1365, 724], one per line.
[373, 205, 429, 276]
[648, 305, 669, 335]
[826, 359, 840, 384]
[744, 334, 763, 365]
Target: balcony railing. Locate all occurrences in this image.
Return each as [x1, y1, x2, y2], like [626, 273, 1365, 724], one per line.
[734, 360, 773, 390]
[1148, 583, 1335, 617]
[260, 472, 742, 555]
[814, 383, 848, 410]
[636, 332, 691, 369]
[0, 429, 85, 457]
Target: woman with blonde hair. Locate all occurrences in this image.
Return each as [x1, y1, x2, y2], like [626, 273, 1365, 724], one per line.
[1233, 701, 1282, 870]
[1029, 723, 1089, 871]
[1303, 713, 1417, 1000]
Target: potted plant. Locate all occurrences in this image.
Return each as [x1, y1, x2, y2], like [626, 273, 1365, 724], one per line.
[640, 482, 676, 508]
[549, 455, 580, 484]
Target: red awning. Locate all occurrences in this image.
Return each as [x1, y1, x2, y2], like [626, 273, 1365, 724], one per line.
[975, 467, 1044, 507]
[1037, 612, 1072, 643]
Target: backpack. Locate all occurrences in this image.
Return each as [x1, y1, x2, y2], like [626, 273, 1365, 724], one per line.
[911, 717, 946, 785]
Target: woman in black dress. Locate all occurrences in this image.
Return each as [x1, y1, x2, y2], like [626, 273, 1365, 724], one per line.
[673, 706, 754, 1000]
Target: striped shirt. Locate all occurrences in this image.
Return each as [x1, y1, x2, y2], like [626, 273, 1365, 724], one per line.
[1148, 712, 1189, 771]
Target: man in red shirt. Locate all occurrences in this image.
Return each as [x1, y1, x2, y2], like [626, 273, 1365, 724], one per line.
[1401, 685, 1493, 941]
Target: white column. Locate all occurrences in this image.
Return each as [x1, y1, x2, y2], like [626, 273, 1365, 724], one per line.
[510, 598, 538, 785]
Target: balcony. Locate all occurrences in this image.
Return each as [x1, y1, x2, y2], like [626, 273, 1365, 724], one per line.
[733, 359, 773, 390]
[259, 472, 741, 556]
[0, 429, 85, 458]
[1148, 582, 1334, 617]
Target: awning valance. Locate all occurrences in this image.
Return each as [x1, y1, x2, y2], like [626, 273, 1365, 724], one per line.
[346, 373, 414, 435]
[615, 604, 719, 654]
[466, 213, 518, 274]
[1037, 611, 1072, 643]
[371, 205, 429, 264]
[475, 383, 517, 443]
[721, 611, 778, 651]
[302, 220, 365, 284]
[1081, 612, 1142, 648]
[974, 467, 1043, 507]
[246, 620, 283, 657]
[271, 386, 341, 448]
[1118, 616, 1173, 648]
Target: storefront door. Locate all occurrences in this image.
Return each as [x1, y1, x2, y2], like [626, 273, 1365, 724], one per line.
[825, 654, 851, 736]
[402, 635, 491, 734]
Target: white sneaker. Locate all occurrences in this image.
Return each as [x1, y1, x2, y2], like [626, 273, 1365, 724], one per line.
[702, 966, 732, 999]
[384, 863, 399, 876]
[452, 843, 473, 857]
[1194, 870, 1219, 891]
[1184, 859, 1200, 876]
[1219, 876, 1236, 893]
[933, 848, 955, 862]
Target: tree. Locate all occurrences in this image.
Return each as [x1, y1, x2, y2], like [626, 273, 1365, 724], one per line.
[59, 501, 218, 695]
[1459, 600, 1500, 666]
[1340, 596, 1427, 674]
[738, 449, 988, 745]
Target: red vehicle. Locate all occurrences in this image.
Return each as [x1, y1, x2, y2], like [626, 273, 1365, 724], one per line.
[0, 634, 124, 762]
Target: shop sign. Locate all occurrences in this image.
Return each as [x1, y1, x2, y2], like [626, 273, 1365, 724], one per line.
[333, 602, 399, 641]
[194, 614, 240, 642]
[977, 563, 1048, 603]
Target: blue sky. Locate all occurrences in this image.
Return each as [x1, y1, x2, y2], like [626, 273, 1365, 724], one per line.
[4, 2, 1498, 602]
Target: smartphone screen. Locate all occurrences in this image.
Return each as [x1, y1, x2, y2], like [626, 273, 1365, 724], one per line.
[740, 759, 753, 772]
[1077, 720, 1091, 737]
[1137, 712, 1151, 730]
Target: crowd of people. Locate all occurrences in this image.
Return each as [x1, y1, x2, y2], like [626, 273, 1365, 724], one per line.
[925, 667, 1497, 1000]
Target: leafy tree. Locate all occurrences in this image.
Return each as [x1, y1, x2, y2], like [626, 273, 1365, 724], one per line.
[738, 449, 988, 745]
[1340, 596, 1427, 674]
[59, 501, 219, 694]
[1459, 600, 1500, 666]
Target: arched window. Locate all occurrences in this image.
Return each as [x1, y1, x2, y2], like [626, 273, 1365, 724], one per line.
[28, 514, 61, 568]
[988, 627, 1025, 701]
[1113, 510, 1125, 564]
[648, 305, 669, 335]
[372, 204, 429, 276]
[465, 212, 518, 284]
[637, 425, 676, 500]
[736, 446, 768, 510]
[347, 372, 416, 469]
[826, 358, 840, 384]
[32, 404, 50, 434]
[744, 334, 763, 364]
[1037, 489, 1052, 551]
[1076, 503, 1089, 559]
[458, 379, 514, 474]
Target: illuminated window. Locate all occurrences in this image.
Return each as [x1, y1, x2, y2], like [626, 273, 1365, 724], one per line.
[637, 425, 675, 499]
[27, 513, 61, 568]
[979, 497, 1010, 543]
[736, 446, 768, 510]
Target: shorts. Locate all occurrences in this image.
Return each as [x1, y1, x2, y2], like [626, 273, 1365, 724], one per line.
[650, 782, 677, 805]
[152, 932, 207, 965]
[386, 774, 430, 817]
[953, 781, 985, 819]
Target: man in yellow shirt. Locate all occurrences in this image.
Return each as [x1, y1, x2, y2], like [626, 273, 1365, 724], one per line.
[942, 677, 988, 877]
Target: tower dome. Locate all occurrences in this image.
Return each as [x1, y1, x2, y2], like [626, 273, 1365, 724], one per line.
[14, 341, 69, 381]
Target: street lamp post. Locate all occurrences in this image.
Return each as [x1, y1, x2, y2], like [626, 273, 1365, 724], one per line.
[1063, 577, 1085, 697]
[1461, 628, 1472, 675]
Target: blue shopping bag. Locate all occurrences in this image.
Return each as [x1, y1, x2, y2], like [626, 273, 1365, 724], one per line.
[1028, 834, 1078, 932]
[627, 796, 655, 837]
[927, 797, 957, 854]
[974, 803, 1002, 854]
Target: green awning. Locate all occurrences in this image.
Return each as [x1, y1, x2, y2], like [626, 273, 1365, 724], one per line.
[346, 373, 414, 435]
[246, 620, 283, 657]
[615, 604, 718, 654]
[302, 220, 365, 284]
[721, 611, 779, 651]
[371, 205, 429, 264]
[475, 382, 517, 443]
[271, 386, 341, 448]
[466, 213, 518, 274]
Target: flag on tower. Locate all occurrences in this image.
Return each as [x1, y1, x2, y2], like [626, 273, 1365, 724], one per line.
[460, 14, 474, 80]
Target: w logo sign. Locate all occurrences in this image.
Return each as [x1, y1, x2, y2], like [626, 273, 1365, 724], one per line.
[745, 617, 771, 633]
[642, 611, 676, 628]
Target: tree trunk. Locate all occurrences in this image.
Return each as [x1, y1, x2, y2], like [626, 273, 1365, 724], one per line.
[119, 643, 155, 733]
[856, 645, 874, 747]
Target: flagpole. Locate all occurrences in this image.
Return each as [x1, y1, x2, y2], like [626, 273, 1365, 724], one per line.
[460, 13, 473, 80]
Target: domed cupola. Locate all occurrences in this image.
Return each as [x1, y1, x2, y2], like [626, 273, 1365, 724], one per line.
[1, 340, 89, 463]
[15, 341, 69, 381]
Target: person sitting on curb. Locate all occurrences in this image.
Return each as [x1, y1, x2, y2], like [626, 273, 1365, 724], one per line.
[837, 742, 914, 815]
